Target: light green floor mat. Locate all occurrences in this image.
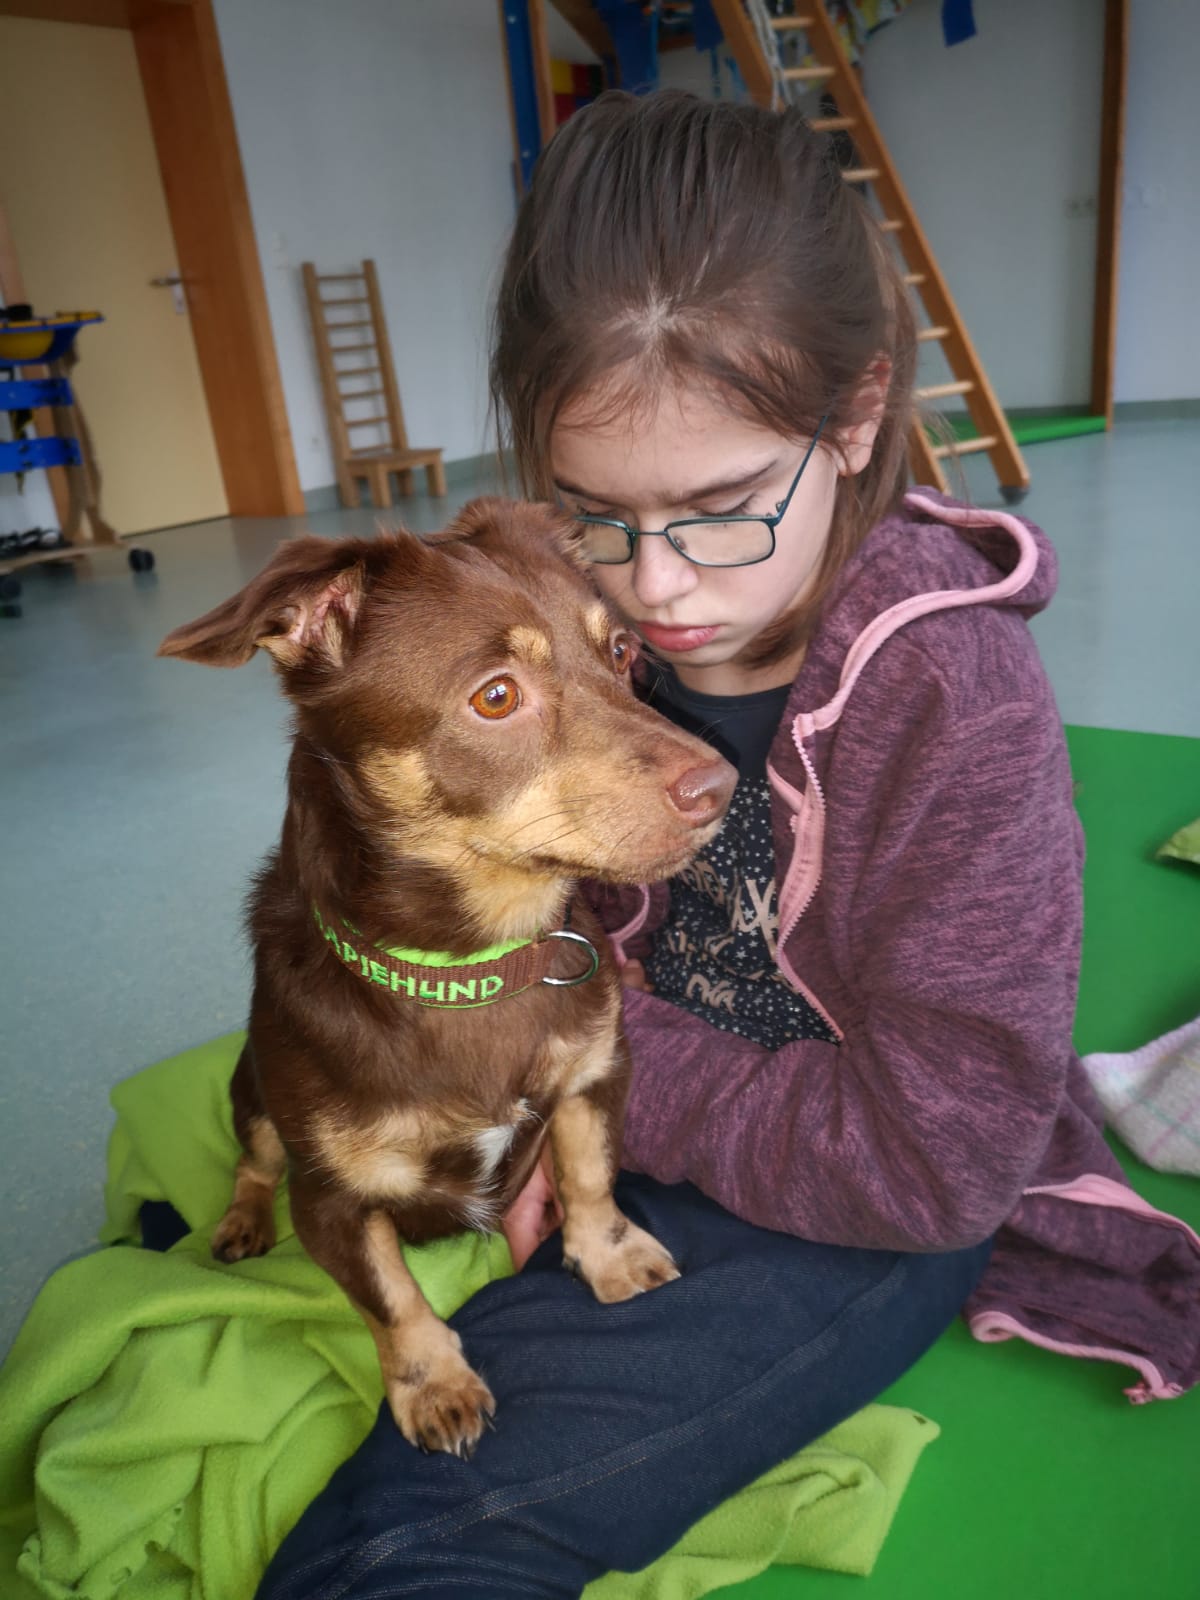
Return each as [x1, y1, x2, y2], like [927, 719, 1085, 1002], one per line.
[946, 410, 1109, 447]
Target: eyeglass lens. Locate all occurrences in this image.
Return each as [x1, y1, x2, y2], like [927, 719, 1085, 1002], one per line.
[579, 518, 774, 567]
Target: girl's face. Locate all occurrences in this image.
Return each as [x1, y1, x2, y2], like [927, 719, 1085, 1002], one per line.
[551, 383, 843, 695]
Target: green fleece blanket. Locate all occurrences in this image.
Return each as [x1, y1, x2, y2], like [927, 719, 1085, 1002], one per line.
[0, 1034, 938, 1600]
[1158, 815, 1200, 867]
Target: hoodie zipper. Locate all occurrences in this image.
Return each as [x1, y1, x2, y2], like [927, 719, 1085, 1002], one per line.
[768, 727, 842, 1040]
[765, 495, 1043, 1041]
[776, 724, 827, 949]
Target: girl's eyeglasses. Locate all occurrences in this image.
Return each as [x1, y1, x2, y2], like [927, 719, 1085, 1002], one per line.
[565, 414, 829, 569]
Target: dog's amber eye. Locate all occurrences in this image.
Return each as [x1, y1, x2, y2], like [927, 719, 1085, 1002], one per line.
[470, 676, 522, 719]
[611, 635, 634, 674]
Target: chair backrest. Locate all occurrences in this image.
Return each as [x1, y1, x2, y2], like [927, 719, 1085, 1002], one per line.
[300, 259, 409, 459]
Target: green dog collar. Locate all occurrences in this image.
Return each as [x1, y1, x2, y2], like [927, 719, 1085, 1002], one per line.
[312, 905, 598, 1008]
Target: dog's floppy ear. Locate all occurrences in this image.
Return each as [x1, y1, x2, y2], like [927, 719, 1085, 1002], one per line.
[158, 536, 368, 669]
[440, 495, 589, 570]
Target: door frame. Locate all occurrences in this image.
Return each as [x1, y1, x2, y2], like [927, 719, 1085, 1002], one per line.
[0, 0, 303, 519]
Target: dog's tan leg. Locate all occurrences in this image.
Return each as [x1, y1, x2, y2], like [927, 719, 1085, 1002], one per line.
[359, 1213, 495, 1457]
[212, 1112, 286, 1262]
[289, 1182, 494, 1457]
[551, 1090, 680, 1302]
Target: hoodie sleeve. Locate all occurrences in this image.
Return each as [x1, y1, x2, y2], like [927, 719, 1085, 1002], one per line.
[618, 635, 1082, 1253]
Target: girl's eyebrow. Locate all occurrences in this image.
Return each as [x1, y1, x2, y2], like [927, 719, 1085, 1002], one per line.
[555, 457, 783, 508]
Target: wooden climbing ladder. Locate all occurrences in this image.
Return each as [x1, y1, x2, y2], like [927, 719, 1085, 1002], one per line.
[714, 0, 1029, 501]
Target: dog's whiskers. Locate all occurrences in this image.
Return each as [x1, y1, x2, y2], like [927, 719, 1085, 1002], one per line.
[504, 805, 585, 837]
[597, 824, 643, 872]
[508, 822, 587, 865]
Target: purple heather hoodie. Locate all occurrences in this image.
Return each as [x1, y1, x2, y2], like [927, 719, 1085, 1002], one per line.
[593, 489, 1200, 1403]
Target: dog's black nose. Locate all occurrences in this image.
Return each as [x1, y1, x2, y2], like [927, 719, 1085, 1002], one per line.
[667, 758, 737, 827]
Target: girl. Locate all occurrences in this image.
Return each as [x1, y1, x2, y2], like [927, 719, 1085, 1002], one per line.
[258, 91, 1199, 1600]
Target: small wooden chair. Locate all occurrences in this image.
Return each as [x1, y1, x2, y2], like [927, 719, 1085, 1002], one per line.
[301, 258, 446, 508]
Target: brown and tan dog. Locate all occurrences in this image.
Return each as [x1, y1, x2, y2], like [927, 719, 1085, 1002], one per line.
[158, 498, 734, 1457]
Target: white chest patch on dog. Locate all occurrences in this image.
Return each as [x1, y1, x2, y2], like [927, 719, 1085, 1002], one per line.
[473, 1123, 517, 1181]
[473, 1098, 537, 1183]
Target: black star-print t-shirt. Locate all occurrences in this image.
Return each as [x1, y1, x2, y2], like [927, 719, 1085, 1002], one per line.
[642, 664, 838, 1051]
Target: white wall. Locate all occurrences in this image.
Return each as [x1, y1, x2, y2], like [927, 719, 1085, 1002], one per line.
[209, 0, 1193, 506]
[655, 0, 1111, 411]
[1114, 0, 1200, 403]
[674, 0, 1194, 410]
[213, 0, 519, 494]
[657, 29, 746, 98]
[861, 0, 1104, 411]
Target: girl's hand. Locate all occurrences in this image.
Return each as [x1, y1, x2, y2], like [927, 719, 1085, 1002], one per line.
[501, 1144, 562, 1270]
[620, 959, 653, 992]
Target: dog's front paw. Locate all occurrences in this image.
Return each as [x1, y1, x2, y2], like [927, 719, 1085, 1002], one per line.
[564, 1215, 680, 1303]
[211, 1201, 276, 1262]
[386, 1340, 496, 1459]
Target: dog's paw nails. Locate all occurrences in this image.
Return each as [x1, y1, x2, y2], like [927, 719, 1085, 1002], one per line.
[210, 1205, 275, 1263]
[389, 1358, 496, 1459]
[634, 1252, 680, 1290]
[567, 1221, 680, 1304]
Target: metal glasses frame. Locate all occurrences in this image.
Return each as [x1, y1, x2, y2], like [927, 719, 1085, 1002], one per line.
[567, 413, 830, 568]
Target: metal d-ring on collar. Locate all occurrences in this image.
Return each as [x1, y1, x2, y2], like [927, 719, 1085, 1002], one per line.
[541, 928, 600, 987]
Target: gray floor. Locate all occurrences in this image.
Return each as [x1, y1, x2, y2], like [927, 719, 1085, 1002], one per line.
[2, 422, 1197, 1356]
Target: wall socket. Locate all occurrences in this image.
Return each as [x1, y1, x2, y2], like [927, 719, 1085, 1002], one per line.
[1125, 182, 1167, 212]
[1066, 184, 1168, 219]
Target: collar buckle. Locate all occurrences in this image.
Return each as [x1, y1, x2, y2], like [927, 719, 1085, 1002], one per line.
[540, 928, 600, 988]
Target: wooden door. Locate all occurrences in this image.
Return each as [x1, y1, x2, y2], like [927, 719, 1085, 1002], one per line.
[0, 14, 229, 534]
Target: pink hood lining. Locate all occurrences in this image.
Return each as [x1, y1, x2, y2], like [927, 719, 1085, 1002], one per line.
[607, 887, 652, 968]
[970, 1173, 1200, 1403]
[769, 493, 1042, 1003]
[966, 1308, 1183, 1404]
[1025, 1173, 1200, 1252]
[793, 493, 1040, 743]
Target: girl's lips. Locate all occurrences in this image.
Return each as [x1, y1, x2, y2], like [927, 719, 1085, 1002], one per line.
[636, 621, 721, 653]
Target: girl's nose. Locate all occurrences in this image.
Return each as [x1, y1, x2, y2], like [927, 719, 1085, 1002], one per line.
[630, 534, 699, 611]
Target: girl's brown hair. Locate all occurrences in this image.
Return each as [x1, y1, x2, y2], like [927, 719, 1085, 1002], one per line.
[490, 89, 917, 669]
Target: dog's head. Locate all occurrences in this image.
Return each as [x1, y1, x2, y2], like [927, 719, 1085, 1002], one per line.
[160, 498, 734, 926]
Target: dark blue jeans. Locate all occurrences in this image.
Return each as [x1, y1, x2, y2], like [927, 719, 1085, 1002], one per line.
[255, 1175, 992, 1600]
